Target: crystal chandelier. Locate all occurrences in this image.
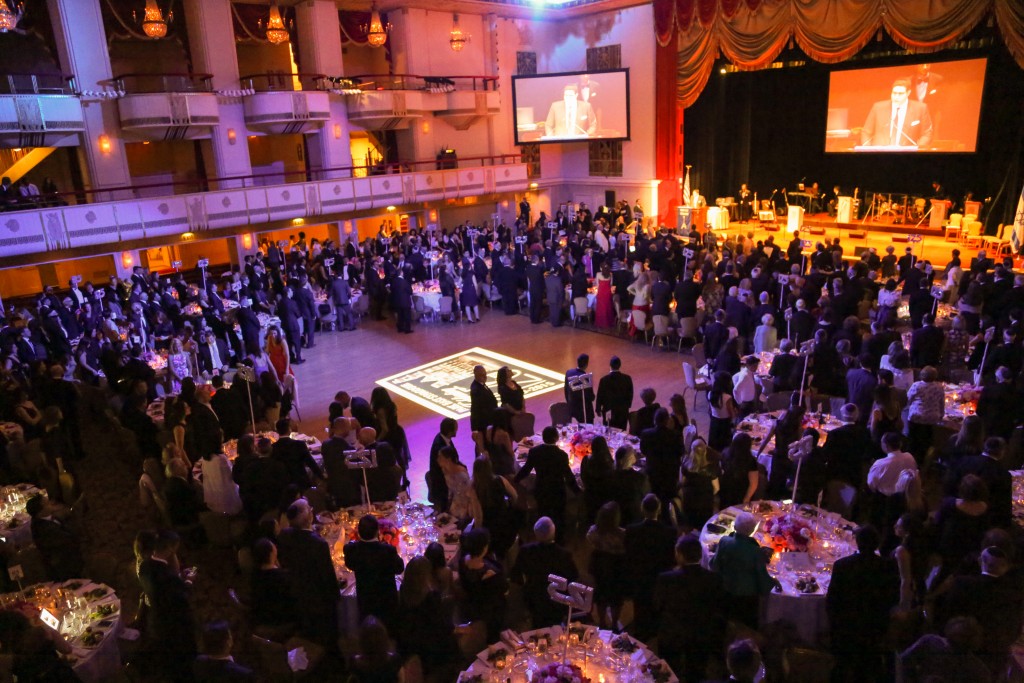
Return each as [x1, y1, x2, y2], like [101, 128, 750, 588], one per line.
[0, 0, 24, 33]
[134, 0, 172, 40]
[449, 14, 469, 52]
[261, 5, 291, 45]
[363, 2, 390, 49]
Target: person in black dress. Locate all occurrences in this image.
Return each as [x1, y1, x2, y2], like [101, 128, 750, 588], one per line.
[471, 456, 519, 558]
[718, 432, 759, 509]
[457, 528, 509, 643]
[496, 366, 525, 414]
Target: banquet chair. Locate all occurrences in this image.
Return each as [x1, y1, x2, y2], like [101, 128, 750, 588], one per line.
[549, 402, 572, 427]
[689, 342, 707, 372]
[651, 315, 673, 349]
[681, 361, 709, 414]
[943, 213, 963, 242]
[616, 308, 631, 335]
[763, 391, 794, 412]
[439, 296, 458, 323]
[352, 294, 369, 319]
[250, 634, 326, 680]
[676, 316, 700, 351]
[317, 301, 337, 332]
[962, 220, 984, 248]
[984, 223, 1012, 258]
[510, 411, 536, 442]
[412, 295, 427, 323]
[631, 310, 651, 344]
[572, 297, 591, 327]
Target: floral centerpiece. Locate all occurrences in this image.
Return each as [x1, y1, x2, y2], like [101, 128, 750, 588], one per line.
[762, 513, 815, 553]
[567, 430, 598, 460]
[531, 662, 590, 683]
[347, 518, 401, 549]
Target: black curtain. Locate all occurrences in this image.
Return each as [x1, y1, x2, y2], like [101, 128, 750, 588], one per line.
[684, 28, 1024, 231]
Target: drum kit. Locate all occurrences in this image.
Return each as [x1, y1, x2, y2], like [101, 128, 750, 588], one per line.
[866, 192, 927, 224]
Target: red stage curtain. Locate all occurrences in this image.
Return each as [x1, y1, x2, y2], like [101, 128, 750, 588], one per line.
[654, 0, 1022, 108]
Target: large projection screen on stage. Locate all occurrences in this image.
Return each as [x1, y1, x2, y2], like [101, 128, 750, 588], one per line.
[512, 69, 630, 145]
[825, 58, 987, 153]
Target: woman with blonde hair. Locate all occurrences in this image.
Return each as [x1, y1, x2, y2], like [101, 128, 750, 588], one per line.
[627, 270, 652, 338]
[681, 438, 720, 531]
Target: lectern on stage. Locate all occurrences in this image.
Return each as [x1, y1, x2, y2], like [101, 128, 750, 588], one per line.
[930, 199, 950, 228]
[837, 196, 853, 224]
[787, 206, 805, 232]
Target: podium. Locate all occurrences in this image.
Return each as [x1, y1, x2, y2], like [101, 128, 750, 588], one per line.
[836, 196, 853, 224]
[677, 206, 692, 232]
[690, 207, 708, 230]
[787, 206, 805, 233]
[929, 199, 949, 228]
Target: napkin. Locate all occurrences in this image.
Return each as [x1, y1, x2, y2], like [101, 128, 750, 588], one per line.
[287, 647, 309, 672]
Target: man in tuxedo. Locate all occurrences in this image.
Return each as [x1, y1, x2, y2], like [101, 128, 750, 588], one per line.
[343, 514, 405, 627]
[321, 417, 363, 508]
[197, 328, 231, 376]
[526, 254, 546, 324]
[826, 525, 898, 683]
[860, 78, 933, 147]
[595, 356, 634, 429]
[292, 279, 317, 349]
[945, 437, 1012, 528]
[910, 313, 945, 368]
[625, 495, 678, 640]
[655, 535, 727, 682]
[189, 386, 224, 459]
[235, 298, 262, 357]
[139, 530, 197, 680]
[272, 418, 324, 491]
[640, 409, 683, 513]
[510, 517, 579, 627]
[240, 438, 289, 523]
[276, 499, 339, 646]
[329, 274, 356, 331]
[193, 620, 255, 681]
[27, 495, 84, 581]
[390, 267, 414, 334]
[514, 427, 581, 542]
[737, 183, 754, 222]
[564, 353, 595, 423]
[544, 84, 597, 138]
[428, 417, 459, 510]
[276, 288, 304, 363]
[469, 364, 498, 433]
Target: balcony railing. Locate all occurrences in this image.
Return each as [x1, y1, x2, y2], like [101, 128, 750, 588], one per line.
[239, 72, 331, 93]
[344, 73, 499, 92]
[109, 73, 214, 94]
[0, 73, 77, 95]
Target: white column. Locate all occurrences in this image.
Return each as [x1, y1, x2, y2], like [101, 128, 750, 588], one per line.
[46, 0, 132, 200]
[183, 0, 253, 188]
[296, 0, 353, 180]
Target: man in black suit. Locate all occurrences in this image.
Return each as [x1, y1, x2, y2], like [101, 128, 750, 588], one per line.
[640, 409, 683, 514]
[787, 299, 816, 345]
[939, 546, 1024, 677]
[188, 386, 224, 460]
[595, 356, 634, 429]
[197, 328, 232, 376]
[193, 620, 255, 681]
[276, 499, 339, 646]
[673, 274, 701, 319]
[321, 418, 363, 508]
[272, 418, 324, 491]
[907, 278, 934, 329]
[625, 495, 678, 640]
[235, 298, 262, 357]
[277, 288, 304, 363]
[514, 426, 580, 542]
[139, 530, 197, 681]
[240, 437, 289, 523]
[564, 353, 595, 423]
[293, 278, 317, 349]
[391, 267, 414, 334]
[163, 458, 206, 528]
[655, 535, 727, 682]
[123, 344, 158, 400]
[469, 364, 497, 433]
[510, 517, 579, 627]
[821, 404, 879, 489]
[344, 514, 405, 627]
[945, 437, 1013, 528]
[910, 313, 945, 368]
[826, 525, 898, 683]
[329, 275, 356, 331]
[976, 366, 1021, 441]
[210, 375, 246, 441]
[27, 495, 84, 581]
[526, 254, 546, 324]
[428, 417, 459, 510]
[702, 310, 730, 364]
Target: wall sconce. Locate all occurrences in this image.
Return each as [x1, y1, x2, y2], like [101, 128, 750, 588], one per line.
[420, 121, 431, 134]
[181, 231, 196, 241]
[386, 205, 396, 212]
[529, 182, 538, 189]
[227, 128, 237, 145]
[333, 124, 342, 140]
[98, 134, 112, 155]
[429, 209, 438, 222]
[242, 233, 253, 249]
[120, 251, 133, 268]
[292, 217, 304, 225]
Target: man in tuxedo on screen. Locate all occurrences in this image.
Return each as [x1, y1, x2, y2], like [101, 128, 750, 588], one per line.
[544, 84, 597, 138]
[861, 78, 932, 148]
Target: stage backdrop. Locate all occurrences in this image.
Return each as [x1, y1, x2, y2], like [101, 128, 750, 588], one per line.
[682, 31, 1024, 229]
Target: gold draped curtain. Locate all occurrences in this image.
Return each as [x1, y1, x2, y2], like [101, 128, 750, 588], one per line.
[653, 0, 1024, 107]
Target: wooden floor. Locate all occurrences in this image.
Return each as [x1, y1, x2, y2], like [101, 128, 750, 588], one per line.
[290, 311, 694, 503]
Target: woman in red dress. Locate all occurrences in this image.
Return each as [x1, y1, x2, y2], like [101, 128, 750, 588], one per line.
[594, 262, 615, 328]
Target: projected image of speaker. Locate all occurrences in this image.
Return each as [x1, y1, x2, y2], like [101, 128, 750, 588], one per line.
[512, 69, 630, 145]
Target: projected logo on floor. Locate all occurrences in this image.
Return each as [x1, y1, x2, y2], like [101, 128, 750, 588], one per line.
[376, 347, 564, 420]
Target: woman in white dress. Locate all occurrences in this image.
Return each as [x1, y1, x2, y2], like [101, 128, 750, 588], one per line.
[199, 450, 243, 515]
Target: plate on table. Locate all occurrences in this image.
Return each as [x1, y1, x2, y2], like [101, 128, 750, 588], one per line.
[565, 623, 597, 644]
[75, 627, 107, 649]
[457, 672, 485, 683]
[476, 642, 512, 666]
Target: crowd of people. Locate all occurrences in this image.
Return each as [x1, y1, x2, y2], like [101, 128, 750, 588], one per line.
[0, 205, 1022, 681]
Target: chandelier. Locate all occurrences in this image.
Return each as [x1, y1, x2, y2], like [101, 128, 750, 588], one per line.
[134, 0, 173, 39]
[0, 0, 24, 33]
[449, 14, 470, 52]
[363, 2, 390, 49]
[261, 5, 291, 45]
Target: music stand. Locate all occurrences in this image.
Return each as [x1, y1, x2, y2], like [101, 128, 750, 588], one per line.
[344, 448, 378, 514]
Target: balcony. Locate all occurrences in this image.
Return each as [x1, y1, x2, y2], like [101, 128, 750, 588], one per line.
[112, 73, 220, 141]
[343, 74, 499, 131]
[241, 73, 331, 136]
[0, 155, 526, 260]
[0, 74, 84, 148]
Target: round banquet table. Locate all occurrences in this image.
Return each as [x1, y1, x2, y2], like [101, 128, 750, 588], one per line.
[514, 423, 641, 480]
[1012, 470, 1024, 528]
[0, 579, 122, 682]
[317, 500, 462, 633]
[700, 500, 856, 645]
[457, 626, 678, 683]
[736, 411, 843, 475]
[0, 483, 44, 548]
[412, 280, 450, 312]
[192, 432, 323, 481]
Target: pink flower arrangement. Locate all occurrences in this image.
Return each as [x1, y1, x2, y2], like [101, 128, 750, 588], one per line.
[762, 513, 815, 553]
[568, 431, 598, 460]
[532, 662, 590, 683]
[347, 518, 401, 549]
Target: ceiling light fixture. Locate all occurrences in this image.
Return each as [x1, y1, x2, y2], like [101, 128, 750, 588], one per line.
[0, 0, 24, 33]
[261, 5, 292, 45]
[134, 0, 172, 39]
[363, 2, 390, 48]
[449, 14, 470, 52]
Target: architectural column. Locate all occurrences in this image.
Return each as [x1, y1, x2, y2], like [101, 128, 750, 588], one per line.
[296, 0, 353, 179]
[113, 250, 142, 280]
[655, 36, 682, 225]
[183, 0, 253, 188]
[228, 234, 259, 266]
[46, 0, 132, 200]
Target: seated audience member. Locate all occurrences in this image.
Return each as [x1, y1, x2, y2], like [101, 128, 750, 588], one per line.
[26, 494, 84, 581]
[163, 457, 206, 528]
[249, 538, 298, 639]
[193, 620, 255, 681]
[350, 616, 402, 683]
